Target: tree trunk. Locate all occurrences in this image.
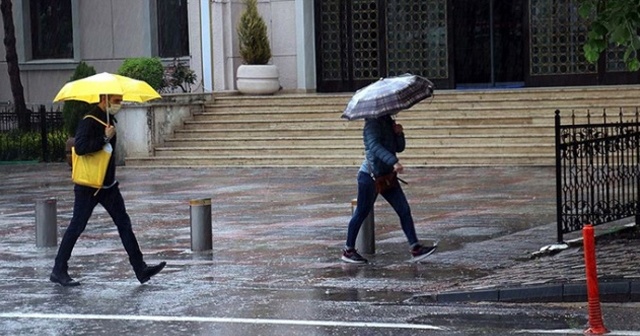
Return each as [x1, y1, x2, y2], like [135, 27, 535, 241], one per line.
[1, 0, 29, 131]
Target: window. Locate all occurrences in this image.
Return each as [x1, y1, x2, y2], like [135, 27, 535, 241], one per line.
[157, 0, 189, 57]
[30, 0, 73, 59]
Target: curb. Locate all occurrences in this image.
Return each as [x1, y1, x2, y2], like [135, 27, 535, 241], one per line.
[408, 280, 640, 304]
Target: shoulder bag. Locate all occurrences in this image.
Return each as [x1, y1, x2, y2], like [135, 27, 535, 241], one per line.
[367, 160, 407, 194]
[71, 115, 112, 189]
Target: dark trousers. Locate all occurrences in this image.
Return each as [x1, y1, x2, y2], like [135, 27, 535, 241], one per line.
[53, 182, 145, 273]
[345, 172, 419, 248]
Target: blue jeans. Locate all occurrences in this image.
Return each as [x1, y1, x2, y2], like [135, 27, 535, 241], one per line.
[345, 172, 419, 248]
[53, 182, 145, 273]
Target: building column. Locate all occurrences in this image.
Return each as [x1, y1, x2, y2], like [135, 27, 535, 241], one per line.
[295, 0, 316, 92]
[210, 0, 237, 91]
[200, 0, 213, 92]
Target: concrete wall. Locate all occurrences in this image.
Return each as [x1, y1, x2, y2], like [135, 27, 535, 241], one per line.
[210, 0, 300, 92]
[0, 0, 205, 106]
[114, 93, 211, 165]
[0, 0, 316, 104]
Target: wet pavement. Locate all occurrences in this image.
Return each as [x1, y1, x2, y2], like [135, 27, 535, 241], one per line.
[1, 163, 639, 335]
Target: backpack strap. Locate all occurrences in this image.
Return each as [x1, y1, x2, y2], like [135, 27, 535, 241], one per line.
[83, 115, 108, 127]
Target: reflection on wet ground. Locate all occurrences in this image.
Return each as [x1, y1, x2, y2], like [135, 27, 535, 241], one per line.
[0, 163, 574, 335]
[1, 164, 558, 293]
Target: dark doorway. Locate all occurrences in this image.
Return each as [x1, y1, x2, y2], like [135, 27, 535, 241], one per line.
[453, 0, 524, 88]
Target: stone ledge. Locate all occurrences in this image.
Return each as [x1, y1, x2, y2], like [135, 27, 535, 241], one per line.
[409, 280, 640, 304]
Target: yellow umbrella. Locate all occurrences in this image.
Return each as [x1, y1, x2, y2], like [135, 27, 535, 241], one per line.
[53, 72, 161, 104]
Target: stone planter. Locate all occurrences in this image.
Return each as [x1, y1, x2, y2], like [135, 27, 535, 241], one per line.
[236, 64, 280, 95]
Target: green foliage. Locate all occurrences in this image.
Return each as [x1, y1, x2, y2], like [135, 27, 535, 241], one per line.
[118, 57, 165, 90]
[237, 0, 272, 65]
[0, 130, 66, 161]
[62, 62, 96, 136]
[46, 129, 67, 161]
[164, 58, 197, 93]
[578, 0, 640, 71]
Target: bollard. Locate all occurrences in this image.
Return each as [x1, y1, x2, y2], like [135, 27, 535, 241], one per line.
[582, 224, 609, 335]
[190, 198, 212, 251]
[351, 199, 375, 254]
[35, 198, 57, 247]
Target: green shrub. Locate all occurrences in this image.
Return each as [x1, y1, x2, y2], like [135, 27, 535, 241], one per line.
[63, 62, 96, 136]
[237, 0, 272, 65]
[164, 58, 197, 93]
[118, 57, 165, 91]
[0, 130, 65, 162]
[47, 130, 67, 161]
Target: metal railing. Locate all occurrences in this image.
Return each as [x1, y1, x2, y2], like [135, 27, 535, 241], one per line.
[555, 108, 640, 242]
[0, 105, 65, 162]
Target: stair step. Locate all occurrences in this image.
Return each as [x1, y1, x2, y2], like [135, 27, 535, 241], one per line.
[172, 125, 554, 138]
[201, 105, 640, 122]
[127, 153, 554, 167]
[209, 86, 640, 106]
[185, 116, 540, 129]
[161, 135, 553, 148]
[154, 144, 552, 157]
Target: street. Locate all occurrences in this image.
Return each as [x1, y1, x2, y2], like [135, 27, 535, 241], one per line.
[1, 163, 639, 335]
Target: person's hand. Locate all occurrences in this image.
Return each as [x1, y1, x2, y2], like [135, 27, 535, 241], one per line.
[393, 123, 404, 134]
[105, 126, 116, 140]
[393, 162, 404, 174]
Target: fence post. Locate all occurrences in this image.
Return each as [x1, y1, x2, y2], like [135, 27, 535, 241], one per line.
[636, 108, 640, 227]
[554, 109, 564, 243]
[35, 198, 57, 247]
[39, 105, 48, 162]
[190, 198, 212, 251]
[351, 199, 375, 254]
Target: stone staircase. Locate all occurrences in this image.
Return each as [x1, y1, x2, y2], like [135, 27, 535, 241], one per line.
[125, 85, 640, 167]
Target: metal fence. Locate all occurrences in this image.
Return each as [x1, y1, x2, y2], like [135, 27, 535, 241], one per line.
[0, 105, 66, 162]
[555, 108, 640, 242]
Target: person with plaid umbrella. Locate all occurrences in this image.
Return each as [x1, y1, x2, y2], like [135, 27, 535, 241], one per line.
[341, 114, 436, 264]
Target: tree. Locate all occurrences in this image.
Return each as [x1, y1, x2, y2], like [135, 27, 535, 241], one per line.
[63, 62, 96, 137]
[237, 0, 272, 65]
[1, 0, 29, 130]
[578, 0, 640, 71]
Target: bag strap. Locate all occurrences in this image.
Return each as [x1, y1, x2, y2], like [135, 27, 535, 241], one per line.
[366, 159, 376, 180]
[83, 115, 108, 127]
[369, 159, 408, 185]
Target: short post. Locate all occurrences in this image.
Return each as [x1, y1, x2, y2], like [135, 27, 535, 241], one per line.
[190, 198, 212, 251]
[351, 199, 375, 254]
[35, 198, 57, 247]
[582, 224, 609, 335]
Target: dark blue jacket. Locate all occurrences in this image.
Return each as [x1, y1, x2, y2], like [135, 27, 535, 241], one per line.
[362, 115, 405, 177]
[74, 106, 117, 187]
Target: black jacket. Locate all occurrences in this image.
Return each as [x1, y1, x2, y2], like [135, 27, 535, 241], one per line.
[74, 106, 117, 187]
[363, 115, 405, 177]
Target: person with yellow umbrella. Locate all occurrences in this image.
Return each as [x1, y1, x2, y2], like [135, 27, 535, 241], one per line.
[50, 73, 166, 286]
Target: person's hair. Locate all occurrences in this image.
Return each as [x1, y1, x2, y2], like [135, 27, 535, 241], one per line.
[99, 94, 122, 103]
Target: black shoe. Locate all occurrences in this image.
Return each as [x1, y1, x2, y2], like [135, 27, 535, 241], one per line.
[341, 248, 368, 264]
[50, 271, 81, 287]
[409, 244, 437, 263]
[135, 262, 166, 284]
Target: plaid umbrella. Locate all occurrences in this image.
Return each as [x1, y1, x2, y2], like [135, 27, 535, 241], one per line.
[341, 74, 434, 121]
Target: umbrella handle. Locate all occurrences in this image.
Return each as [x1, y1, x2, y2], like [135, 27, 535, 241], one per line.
[106, 94, 110, 125]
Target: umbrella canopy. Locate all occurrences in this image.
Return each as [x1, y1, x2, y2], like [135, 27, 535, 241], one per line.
[53, 72, 161, 104]
[341, 74, 434, 121]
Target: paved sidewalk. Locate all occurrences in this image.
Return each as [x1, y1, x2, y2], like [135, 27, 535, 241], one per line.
[413, 223, 640, 303]
[0, 163, 638, 303]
